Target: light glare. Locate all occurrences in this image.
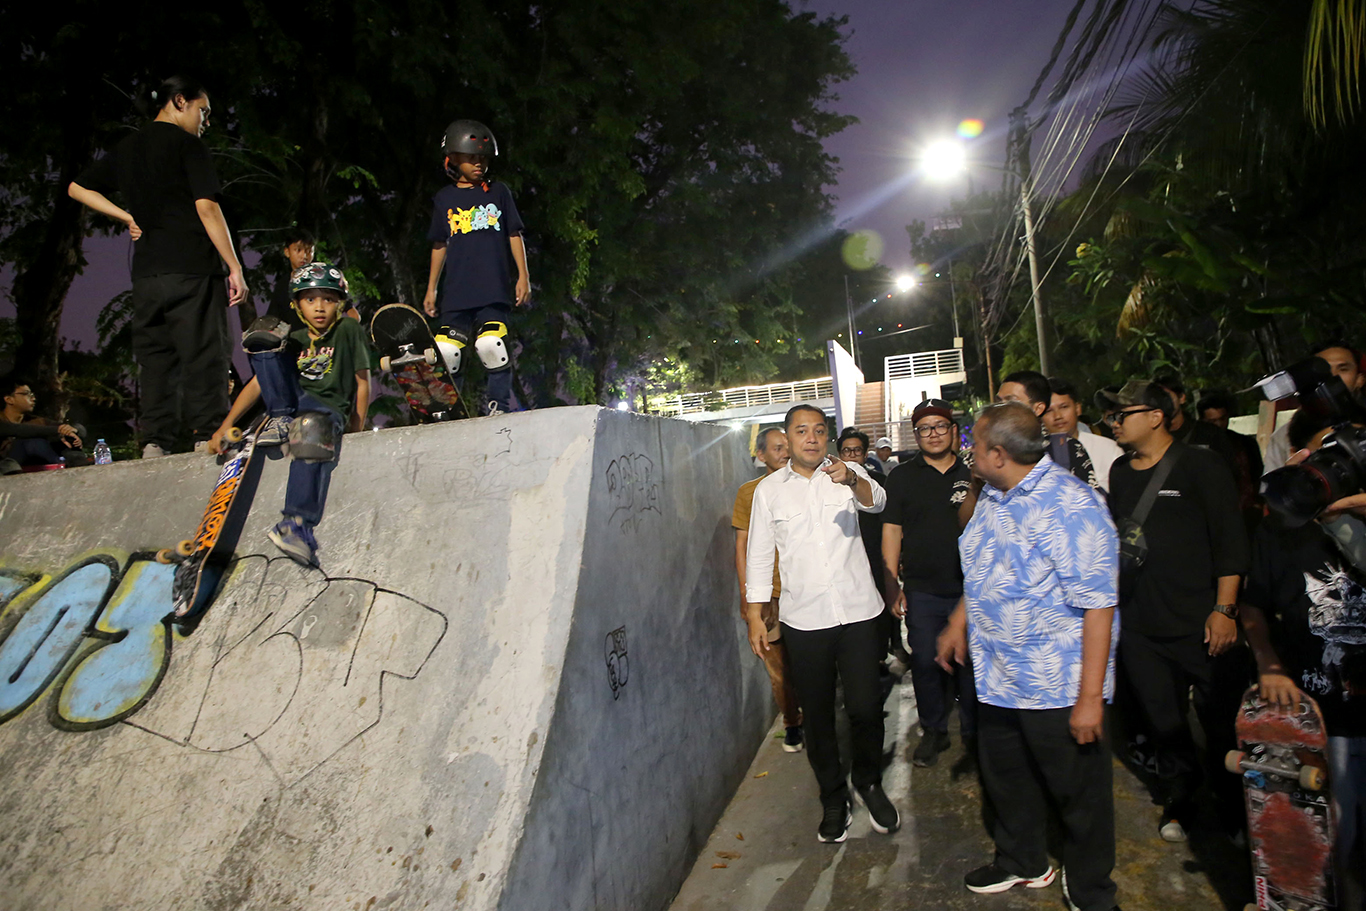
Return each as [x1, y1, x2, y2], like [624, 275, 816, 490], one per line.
[895, 274, 916, 292]
[921, 140, 967, 182]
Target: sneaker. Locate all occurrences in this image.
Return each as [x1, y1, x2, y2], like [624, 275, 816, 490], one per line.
[267, 516, 319, 566]
[782, 726, 804, 753]
[255, 415, 293, 448]
[854, 782, 901, 834]
[193, 440, 211, 454]
[964, 862, 1055, 894]
[886, 655, 909, 678]
[1158, 814, 1187, 843]
[912, 730, 951, 768]
[142, 442, 168, 459]
[817, 796, 852, 844]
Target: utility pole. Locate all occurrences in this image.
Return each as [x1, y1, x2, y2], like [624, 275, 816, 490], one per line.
[1009, 106, 1050, 376]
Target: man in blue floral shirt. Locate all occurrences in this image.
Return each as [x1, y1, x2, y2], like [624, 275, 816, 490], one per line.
[938, 402, 1121, 911]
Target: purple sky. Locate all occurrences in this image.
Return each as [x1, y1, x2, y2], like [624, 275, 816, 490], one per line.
[3, 1, 1079, 353]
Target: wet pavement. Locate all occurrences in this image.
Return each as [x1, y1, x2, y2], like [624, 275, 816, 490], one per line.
[670, 671, 1253, 911]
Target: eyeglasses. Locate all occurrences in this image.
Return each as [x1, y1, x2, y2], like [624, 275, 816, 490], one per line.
[1104, 407, 1157, 426]
[8, 390, 35, 399]
[915, 423, 953, 437]
[839, 446, 865, 457]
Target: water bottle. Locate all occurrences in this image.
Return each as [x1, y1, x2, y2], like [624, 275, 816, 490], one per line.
[93, 439, 113, 465]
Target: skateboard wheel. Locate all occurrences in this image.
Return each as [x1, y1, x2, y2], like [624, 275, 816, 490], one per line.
[155, 548, 175, 565]
[1299, 765, 1325, 791]
[379, 355, 392, 373]
[175, 539, 195, 558]
[225, 427, 244, 444]
[1224, 750, 1245, 774]
[423, 347, 438, 366]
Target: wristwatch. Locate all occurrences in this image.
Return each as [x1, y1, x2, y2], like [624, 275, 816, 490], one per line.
[1214, 603, 1240, 619]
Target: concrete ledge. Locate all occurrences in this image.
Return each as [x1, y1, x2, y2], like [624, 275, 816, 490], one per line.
[0, 407, 771, 911]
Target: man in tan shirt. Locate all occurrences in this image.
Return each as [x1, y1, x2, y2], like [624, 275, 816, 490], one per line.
[733, 426, 802, 751]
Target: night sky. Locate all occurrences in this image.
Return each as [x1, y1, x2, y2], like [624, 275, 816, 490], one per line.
[3, 1, 1081, 352]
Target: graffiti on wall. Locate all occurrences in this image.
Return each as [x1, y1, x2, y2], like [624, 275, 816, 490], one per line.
[0, 551, 447, 783]
[604, 453, 660, 534]
[605, 625, 629, 699]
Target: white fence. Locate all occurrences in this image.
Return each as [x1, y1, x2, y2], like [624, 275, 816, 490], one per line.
[654, 377, 834, 417]
[884, 348, 965, 380]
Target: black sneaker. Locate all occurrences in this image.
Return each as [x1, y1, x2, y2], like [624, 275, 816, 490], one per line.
[782, 725, 804, 752]
[854, 783, 901, 834]
[964, 861, 1055, 894]
[817, 797, 852, 843]
[1060, 867, 1122, 911]
[912, 730, 951, 767]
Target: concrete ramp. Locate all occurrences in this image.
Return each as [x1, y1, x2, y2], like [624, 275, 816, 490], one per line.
[0, 407, 772, 911]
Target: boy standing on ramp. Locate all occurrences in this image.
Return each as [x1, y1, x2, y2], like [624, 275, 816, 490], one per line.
[210, 262, 373, 566]
[422, 119, 530, 416]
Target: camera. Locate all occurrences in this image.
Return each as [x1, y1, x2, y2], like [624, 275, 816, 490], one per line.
[1259, 358, 1366, 526]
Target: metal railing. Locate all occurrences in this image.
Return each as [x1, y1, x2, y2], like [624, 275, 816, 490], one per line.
[884, 349, 965, 380]
[654, 377, 834, 417]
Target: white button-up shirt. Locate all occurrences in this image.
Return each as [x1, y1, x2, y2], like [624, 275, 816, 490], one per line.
[745, 459, 886, 631]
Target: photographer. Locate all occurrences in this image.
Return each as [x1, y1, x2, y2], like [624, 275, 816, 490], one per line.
[1103, 380, 1249, 844]
[1263, 341, 1365, 475]
[1241, 409, 1366, 911]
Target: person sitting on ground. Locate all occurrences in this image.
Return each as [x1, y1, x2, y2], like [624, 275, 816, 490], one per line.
[732, 427, 803, 753]
[209, 262, 372, 566]
[0, 377, 87, 474]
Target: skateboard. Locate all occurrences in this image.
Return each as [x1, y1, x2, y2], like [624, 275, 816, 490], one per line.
[157, 414, 268, 624]
[1226, 687, 1336, 911]
[369, 303, 465, 421]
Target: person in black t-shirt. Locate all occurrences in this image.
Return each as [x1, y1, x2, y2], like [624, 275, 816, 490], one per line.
[882, 399, 977, 769]
[1242, 412, 1366, 910]
[1103, 379, 1250, 844]
[265, 227, 316, 325]
[422, 120, 530, 416]
[68, 75, 247, 457]
[837, 428, 901, 674]
[1154, 370, 1260, 532]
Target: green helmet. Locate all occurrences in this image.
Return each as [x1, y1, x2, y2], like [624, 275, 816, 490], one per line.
[289, 261, 349, 298]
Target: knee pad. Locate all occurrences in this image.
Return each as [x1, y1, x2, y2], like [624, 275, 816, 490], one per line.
[288, 412, 338, 463]
[434, 327, 468, 376]
[242, 315, 291, 354]
[475, 321, 511, 372]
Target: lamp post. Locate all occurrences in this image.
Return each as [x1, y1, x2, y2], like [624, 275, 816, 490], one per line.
[920, 137, 1049, 375]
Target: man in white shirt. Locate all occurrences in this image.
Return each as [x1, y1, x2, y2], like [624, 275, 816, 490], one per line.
[745, 403, 898, 844]
[1046, 377, 1125, 492]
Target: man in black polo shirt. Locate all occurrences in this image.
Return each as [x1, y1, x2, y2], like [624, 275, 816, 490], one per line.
[1103, 379, 1249, 844]
[882, 399, 977, 767]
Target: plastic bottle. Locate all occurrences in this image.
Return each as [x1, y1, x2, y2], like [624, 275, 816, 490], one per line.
[93, 439, 113, 465]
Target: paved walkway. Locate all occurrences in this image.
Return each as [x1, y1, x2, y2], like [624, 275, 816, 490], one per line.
[670, 672, 1251, 911]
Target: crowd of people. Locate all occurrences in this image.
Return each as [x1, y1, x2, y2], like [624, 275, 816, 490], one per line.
[733, 343, 1366, 911]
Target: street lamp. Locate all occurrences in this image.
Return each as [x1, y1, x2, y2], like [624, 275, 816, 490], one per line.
[895, 273, 917, 293]
[919, 138, 1051, 376]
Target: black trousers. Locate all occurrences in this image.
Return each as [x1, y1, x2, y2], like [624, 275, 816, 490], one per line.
[132, 273, 231, 449]
[780, 615, 886, 803]
[978, 703, 1117, 911]
[1120, 629, 1246, 820]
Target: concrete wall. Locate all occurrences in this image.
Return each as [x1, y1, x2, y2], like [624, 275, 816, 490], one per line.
[0, 407, 769, 911]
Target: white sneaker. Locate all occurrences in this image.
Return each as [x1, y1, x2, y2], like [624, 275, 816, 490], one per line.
[1159, 817, 1187, 843]
[142, 443, 168, 459]
[192, 440, 211, 454]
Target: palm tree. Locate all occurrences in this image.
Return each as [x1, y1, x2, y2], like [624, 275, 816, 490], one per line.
[1304, 0, 1366, 128]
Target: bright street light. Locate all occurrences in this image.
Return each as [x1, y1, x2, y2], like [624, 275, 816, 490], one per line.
[920, 139, 968, 182]
[895, 273, 917, 293]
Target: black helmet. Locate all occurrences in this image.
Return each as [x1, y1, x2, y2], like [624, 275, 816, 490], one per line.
[442, 120, 498, 157]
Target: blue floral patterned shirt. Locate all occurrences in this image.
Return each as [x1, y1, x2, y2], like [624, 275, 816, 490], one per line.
[959, 455, 1120, 710]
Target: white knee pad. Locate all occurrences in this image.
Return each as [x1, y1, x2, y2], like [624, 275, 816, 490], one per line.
[475, 321, 510, 371]
[434, 332, 465, 375]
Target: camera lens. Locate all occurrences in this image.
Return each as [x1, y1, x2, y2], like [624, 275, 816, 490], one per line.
[1262, 444, 1363, 526]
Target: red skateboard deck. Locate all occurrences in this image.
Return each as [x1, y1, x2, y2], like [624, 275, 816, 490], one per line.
[369, 303, 465, 421]
[1227, 686, 1336, 911]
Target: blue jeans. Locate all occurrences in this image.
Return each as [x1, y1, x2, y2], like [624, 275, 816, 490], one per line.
[907, 590, 978, 737]
[440, 304, 514, 412]
[249, 350, 344, 527]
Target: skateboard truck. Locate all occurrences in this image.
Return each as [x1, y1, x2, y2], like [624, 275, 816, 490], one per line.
[379, 342, 438, 374]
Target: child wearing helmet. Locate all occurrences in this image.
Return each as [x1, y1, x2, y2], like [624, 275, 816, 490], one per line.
[421, 119, 530, 415]
[209, 261, 375, 566]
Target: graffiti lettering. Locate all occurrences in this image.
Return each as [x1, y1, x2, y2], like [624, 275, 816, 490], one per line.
[605, 625, 628, 699]
[0, 550, 447, 768]
[605, 453, 660, 534]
